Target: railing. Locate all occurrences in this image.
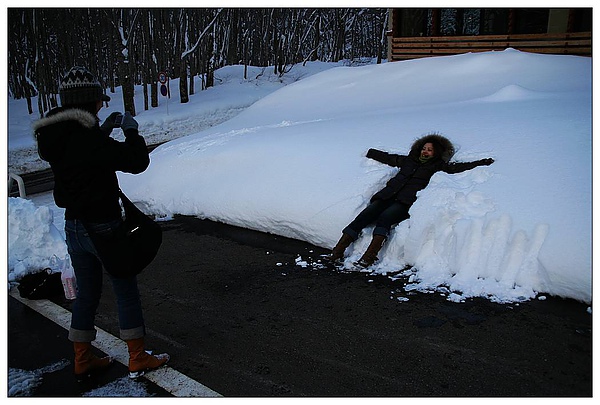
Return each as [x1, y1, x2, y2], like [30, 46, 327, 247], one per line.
[390, 31, 592, 61]
[8, 172, 26, 198]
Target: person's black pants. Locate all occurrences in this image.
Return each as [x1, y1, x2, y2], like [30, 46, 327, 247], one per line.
[343, 199, 410, 240]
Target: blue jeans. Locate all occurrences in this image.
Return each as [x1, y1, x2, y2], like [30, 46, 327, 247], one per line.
[343, 199, 410, 240]
[65, 219, 145, 342]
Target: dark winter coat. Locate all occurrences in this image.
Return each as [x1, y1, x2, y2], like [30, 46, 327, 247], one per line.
[33, 107, 149, 222]
[368, 134, 493, 206]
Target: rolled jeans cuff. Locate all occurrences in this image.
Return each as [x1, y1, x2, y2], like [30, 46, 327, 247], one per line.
[373, 226, 390, 237]
[69, 327, 97, 343]
[120, 326, 145, 341]
[342, 227, 359, 241]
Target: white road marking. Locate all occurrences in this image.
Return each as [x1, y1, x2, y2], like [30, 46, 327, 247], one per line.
[9, 288, 221, 397]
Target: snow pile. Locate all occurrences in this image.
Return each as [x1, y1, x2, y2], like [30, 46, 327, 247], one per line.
[119, 49, 591, 304]
[8, 368, 44, 397]
[8, 360, 70, 397]
[7, 362, 154, 397]
[7, 197, 70, 282]
[7, 51, 591, 304]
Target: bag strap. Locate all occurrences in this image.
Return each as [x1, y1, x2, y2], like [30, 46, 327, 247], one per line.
[118, 189, 135, 206]
[118, 189, 146, 218]
[118, 188, 128, 202]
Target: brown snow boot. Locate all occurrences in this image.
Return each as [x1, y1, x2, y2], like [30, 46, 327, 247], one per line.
[355, 235, 386, 268]
[330, 233, 354, 262]
[126, 337, 170, 379]
[73, 342, 113, 379]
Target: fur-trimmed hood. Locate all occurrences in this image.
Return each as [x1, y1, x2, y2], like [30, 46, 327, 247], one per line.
[409, 133, 455, 163]
[33, 108, 97, 133]
[34, 108, 99, 163]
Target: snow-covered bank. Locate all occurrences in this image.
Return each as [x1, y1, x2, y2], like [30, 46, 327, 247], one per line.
[120, 50, 592, 304]
[7, 52, 592, 304]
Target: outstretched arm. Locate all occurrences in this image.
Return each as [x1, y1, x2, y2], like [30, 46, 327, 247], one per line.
[366, 148, 407, 167]
[443, 158, 494, 174]
[103, 112, 150, 174]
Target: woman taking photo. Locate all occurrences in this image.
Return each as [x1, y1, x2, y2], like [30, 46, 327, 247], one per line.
[34, 66, 169, 380]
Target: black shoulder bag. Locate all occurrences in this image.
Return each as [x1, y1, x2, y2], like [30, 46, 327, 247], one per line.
[86, 190, 162, 278]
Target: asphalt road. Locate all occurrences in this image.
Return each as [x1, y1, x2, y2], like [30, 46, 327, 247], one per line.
[42, 215, 592, 397]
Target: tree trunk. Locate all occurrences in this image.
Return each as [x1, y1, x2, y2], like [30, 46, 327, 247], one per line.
[26, 96, 33, 115]
[151, 76, 159, 108]
[119, 60, 136, 115]
[312, 15, 321, 61]
[189, 69, 195, 96]
[206, 57, 214, 88]
[143, 82, 149, 111]
[179, 62, 189, 103]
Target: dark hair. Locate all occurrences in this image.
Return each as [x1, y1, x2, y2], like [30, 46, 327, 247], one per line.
[65, 101, 99, 117]
[431, 140, 443, 157]
[422, 139, 442, 157]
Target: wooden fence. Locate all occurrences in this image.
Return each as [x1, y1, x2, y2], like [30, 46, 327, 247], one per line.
[390, 31, 592, 61]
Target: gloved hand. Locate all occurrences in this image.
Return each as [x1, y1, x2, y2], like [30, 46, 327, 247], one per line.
[100, 112, 122, 135]
[120, 111, 139, 132]
[478, 158, 494, 166]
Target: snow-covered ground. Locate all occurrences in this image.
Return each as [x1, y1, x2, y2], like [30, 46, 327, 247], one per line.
[7, 62, 338, 174]
[7, 50, 592, 309]
[8, 361, 157, 397]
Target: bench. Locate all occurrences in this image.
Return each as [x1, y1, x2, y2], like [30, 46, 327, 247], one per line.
[390, 31, 592, 61]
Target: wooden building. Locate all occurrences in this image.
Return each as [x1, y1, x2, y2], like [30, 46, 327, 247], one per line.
[387, 8, 592, 61]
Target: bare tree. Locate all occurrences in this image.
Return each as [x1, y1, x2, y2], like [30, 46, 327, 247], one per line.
[8, 8, 388, 111]
[178, 9, 223, 103]
[102, 9, 140, 115]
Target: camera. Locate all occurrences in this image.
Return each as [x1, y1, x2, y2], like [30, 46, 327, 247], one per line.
[114, 113, 123, 127]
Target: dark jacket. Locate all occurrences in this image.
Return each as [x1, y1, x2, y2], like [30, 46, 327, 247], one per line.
[368, 134, 492, 206]
[33, 107, 150, 222]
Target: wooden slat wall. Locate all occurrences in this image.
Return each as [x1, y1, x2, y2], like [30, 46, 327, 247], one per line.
[391, 32, 592, 61]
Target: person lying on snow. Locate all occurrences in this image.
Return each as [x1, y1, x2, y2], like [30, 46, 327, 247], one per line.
[330, 133, 494, 269]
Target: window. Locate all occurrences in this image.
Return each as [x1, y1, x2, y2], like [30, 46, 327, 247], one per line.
[393, 9, 428, 37]
[514, 9, 549, 34]
[392, 8, 590, 38]
[480, 9, 510, 35]
[435, 9, 482, 36]
[570, 8, 592, 32]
